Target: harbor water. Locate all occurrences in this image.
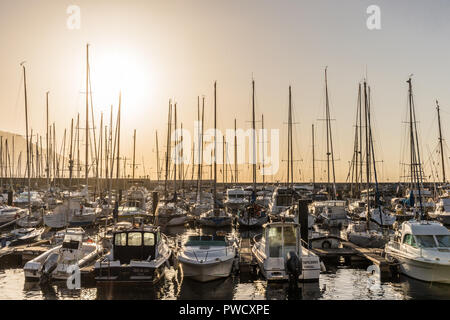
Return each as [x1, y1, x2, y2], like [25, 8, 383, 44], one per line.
[1, 224, 450, 300]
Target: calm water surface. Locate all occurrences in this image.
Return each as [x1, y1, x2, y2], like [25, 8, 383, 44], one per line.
[1, 225, 450, 300]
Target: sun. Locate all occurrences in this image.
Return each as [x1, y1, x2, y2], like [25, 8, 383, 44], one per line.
[88, 49, 153, 115]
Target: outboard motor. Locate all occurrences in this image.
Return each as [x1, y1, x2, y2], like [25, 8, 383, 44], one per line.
[285, 251, 302, 287]
[39, 253, 59, 285]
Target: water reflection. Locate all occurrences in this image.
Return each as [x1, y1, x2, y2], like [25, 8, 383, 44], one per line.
[1, 223, 450, 300]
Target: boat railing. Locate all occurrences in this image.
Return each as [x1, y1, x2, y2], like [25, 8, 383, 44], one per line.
[188, 245, 233, 262]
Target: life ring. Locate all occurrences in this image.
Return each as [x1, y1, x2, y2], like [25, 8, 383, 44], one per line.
[322, 240, 332, 249]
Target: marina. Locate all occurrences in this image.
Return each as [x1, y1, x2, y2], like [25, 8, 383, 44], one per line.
[1, 0, 450, 304]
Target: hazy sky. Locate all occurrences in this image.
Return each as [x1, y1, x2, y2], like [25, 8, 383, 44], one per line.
[1, 0, 450, 183]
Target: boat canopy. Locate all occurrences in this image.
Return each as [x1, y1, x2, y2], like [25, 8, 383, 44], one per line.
[402, 221, 450, 236]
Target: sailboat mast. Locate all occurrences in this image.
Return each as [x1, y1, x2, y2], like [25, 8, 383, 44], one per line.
[69, 118, 74, 189]
[46, 92, 50, 189]
[164, 100, 172, 197]
[364, 81, 371, 226]
[325, 68, 337, 199]
[21, 63, 31, 215]
[156, 131, 160, 182]
[436, 100, 446, 184]
[85, 44, 89, 189]
[234, 118, 237, 184]
[213, 81, 217, 210]
[132, 129, 136, 180]
[173, 103, 177, 198]
[287, 86, 291, 187]
[262, 114, 265, 187]
[312, 124, 315, 194]
[252, 79, 256, 192]
[116, 92, 121, 190]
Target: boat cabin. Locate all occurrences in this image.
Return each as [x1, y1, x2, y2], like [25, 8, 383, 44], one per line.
[263, 222, 300, 258]
[113, 226, 160, 264]
[397, 221, 450, 249]
[226, 188, 246, 199]
[272, 187, 295, 207]
[61, 228, 85, 251]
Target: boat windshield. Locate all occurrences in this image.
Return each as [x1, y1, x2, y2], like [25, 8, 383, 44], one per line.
[435, 235, 450, 248]
[275, 195, 292, 207]
[185, 235, 226, 247]
[268, 225, 297, 257]
[415, 235, 437, 248]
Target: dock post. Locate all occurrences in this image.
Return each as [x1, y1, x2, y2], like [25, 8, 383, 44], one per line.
[298, 199, 309, 247]
[152, 191, 159, 216]
[7, 190, 12, 206]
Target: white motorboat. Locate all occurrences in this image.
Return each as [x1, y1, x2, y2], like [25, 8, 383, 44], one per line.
[385, 220, 450, 284]
[24, 228, 102, 281]
[198, 208, 232, 228]
[94, 223, 172, 283]
[178, 234, 238, 282]
[13, 191, 43, 209]
[429, 198, 450, 225]
[252, 221, 321, 282]
[155, 201, 189, 226]
[318, 200, 349, 229]
[0, 206, 28, 224]
[268, 187, 295, 219]
[224, 188, 248, 211]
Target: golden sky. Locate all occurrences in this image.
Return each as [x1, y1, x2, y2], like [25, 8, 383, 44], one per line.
[1, 0, 450, 183]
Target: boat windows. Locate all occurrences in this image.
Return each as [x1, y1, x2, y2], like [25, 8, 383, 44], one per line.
[144, 232, 155, 246]
[268, 226, 283, 257]
[415, 235, 437, 248]
[62, 240, 79, 249]
[114, 232, 127, 246]
[284, 226, 297, 247]
[275, 195, 292, 207]
[128, 232, 142, 246]
[435, 235, 450, 247]
[403, 234, 417, 248]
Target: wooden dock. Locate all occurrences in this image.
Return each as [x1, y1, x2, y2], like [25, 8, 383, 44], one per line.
[238, 238, 255, 274]
[311, 241, 396, 281]
[0, 240, 52, 264]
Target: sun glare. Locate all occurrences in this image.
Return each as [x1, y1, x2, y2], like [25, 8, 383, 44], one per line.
[89, 50, 152, 114]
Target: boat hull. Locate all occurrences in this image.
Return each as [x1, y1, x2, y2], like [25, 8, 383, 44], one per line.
[179, 257, 235, 282]
[387, 253, 450, 284]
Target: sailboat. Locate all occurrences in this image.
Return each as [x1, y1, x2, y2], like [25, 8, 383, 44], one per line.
[384, 78, 450, 283]
[309, 68, 347, 229]
[155, 101, 189, 227]
[237, 79, 268, 228]
[344, 80, 394, 248]
[190, 96, 214, 216]
[198, 82, 233, 228]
